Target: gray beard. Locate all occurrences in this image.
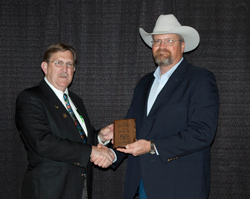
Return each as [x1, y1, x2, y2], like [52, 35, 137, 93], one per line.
[153, 49, 173, 67]
[154, 56, 173, 67]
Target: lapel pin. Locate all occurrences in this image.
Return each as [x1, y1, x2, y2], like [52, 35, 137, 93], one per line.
[55, 105, 59, 109]
[63, 113, 67, 118]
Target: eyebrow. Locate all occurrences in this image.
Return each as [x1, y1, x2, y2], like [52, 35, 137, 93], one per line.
[54, 59, 74, 62]
[153, 37, 175, 40]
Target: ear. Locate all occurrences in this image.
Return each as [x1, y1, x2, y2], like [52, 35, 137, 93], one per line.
[181, 42, 185, 53]
[41, 62, 48, 75]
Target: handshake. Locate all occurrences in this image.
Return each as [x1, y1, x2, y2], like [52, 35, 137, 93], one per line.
[90, 124, 115, 168]
[90, 144, 115, 168]
[89, 122, 151, 169]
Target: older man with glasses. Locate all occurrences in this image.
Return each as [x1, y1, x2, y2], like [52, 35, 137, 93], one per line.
[16, 43, 115, 199]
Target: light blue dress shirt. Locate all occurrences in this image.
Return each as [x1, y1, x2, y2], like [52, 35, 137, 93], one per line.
[147, 57, 183, 115]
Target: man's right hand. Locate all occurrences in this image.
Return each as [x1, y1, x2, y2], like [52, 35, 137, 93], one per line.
[90, 144, 115, 168]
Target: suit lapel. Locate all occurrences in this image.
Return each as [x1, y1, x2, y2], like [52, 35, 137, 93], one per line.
[148, 59, 188, 117]
[140, 73, 155, 121]
[39, 80, 66, 113]
[140, 59, 188, 138]
[38, 80, 83, 142]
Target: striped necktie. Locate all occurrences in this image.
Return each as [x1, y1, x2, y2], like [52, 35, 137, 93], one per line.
[63, 93, 87, 143]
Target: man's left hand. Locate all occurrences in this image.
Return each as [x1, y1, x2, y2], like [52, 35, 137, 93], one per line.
[116, 139, 150, 156]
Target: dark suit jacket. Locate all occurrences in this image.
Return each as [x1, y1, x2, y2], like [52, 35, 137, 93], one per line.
[114, 58, 219, 199]
[15, 79, 98, 199]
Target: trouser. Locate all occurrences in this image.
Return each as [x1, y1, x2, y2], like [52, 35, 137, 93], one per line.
[139, 179, 147, 199]
[82, 173, 88, 199]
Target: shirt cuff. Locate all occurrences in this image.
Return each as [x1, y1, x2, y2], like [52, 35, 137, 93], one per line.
[97, 135, 110, 146]
[155, 144, 159, 155]
[109, 148, 117, 163]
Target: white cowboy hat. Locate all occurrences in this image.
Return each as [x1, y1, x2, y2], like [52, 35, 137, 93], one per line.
[139, 14, 200, 52]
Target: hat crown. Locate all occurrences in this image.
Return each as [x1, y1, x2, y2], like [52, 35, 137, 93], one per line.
[153, 14, 181, 33]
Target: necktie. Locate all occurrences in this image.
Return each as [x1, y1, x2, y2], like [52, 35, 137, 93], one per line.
[63, 93, 87, 143]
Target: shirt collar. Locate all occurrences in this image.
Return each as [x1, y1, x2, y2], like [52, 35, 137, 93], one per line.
[154, 57, 183, 81]
[44, 77, 69, 99]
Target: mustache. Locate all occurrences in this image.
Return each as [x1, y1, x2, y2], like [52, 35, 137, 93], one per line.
[59, 72, 69, 78]
[155, 49, 171, 54]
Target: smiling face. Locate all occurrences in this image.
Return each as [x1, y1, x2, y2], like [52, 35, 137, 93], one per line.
[41, 50, 75, 92]
[152, 34, 185, 74]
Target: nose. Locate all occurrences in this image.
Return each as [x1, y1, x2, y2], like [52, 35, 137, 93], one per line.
[159, 40, 167, 48]
[61, 63, 68, 71]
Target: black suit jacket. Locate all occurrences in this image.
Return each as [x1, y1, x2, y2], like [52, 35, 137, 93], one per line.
[16, 79, 98, 199]
[114, 58, 219, 199]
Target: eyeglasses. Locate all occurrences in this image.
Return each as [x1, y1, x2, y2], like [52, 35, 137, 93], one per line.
[151, 39, 181, 47]
[49, 60, 75, 69]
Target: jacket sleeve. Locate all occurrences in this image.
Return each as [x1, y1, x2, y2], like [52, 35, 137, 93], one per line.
[15, 90, 93, 168]
[156, 70, 219, 164]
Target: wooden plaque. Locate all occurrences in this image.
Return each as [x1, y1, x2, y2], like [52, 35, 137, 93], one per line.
[113, 119, 136, 149]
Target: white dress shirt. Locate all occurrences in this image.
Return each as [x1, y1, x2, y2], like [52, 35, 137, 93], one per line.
[44, 77, 88, 136]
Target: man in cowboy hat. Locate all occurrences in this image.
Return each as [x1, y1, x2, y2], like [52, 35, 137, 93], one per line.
[115, 14, 219, 198]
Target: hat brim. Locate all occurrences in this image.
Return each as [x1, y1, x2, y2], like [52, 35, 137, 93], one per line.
[139, 26, 200, 52]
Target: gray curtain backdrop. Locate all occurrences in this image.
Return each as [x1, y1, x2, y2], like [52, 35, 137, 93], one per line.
[0, 0, 249, 198]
